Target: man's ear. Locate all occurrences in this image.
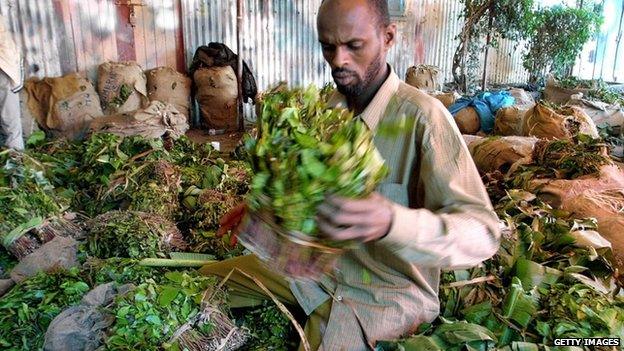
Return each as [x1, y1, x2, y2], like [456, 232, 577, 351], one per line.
[384, 23, 397, 49]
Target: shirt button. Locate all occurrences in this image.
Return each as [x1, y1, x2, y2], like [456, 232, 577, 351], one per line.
[336, 295, 343, 301]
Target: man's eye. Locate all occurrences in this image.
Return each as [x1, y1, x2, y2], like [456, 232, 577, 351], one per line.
[321, 44, 334, 51]
[348, 43, 362, 50]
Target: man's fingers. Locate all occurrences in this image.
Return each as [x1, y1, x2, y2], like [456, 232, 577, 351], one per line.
[326, 194, 380, 213]
[317, 219, 369, 242]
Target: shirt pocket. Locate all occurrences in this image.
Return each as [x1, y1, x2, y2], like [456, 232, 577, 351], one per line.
[377, 182, 408, 207]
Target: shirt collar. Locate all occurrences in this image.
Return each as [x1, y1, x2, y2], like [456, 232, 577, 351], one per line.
[327, 65, 401, 131]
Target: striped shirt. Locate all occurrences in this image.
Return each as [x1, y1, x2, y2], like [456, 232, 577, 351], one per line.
[288, 67, 501, 350]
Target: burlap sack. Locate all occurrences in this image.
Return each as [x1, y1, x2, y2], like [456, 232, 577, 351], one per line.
[564, 188, 624, 219]
[568, 94, 624, 130]
[528, 164, 624, 208]
[405, 65, 441, 92]
[595, 217, 624, 276]
[494, 106, 526, 136]
[522, 103, 599, 139]
[562, 189, 624, 275]
[454, 106, 480, 134]
[543, 76, 592, 105]
[509, 88, 536, 110]
[97, 61, 148, 115]
[468, 136, 539, 174]
[24, 73, 103, 140]
[194, 66, 238, 130]
[146, 67, 191, 120]
[89, 101, 189, 139]
[429, 91, 460, 108]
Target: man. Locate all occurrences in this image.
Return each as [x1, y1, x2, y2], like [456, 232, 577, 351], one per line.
[0, 14, 24, 150]
[201, 0, 501, 349]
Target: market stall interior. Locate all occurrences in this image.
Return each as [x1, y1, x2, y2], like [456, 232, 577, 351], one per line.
[1, 0, 624, 350]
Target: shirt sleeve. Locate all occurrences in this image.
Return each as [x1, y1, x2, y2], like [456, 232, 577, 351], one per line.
[377, 103, 501, 270]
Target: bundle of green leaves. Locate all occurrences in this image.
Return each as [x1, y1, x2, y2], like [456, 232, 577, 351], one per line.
[245, 85, 388, 239]
[102, 271, 220, 350]
[0, 267, 90, 350]
[378, 190, 623, 350]
[87, 211, 188, 259]
[0, 150, 67, 254]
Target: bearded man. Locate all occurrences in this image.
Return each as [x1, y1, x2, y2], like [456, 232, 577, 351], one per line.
[201, 1, 500, 349]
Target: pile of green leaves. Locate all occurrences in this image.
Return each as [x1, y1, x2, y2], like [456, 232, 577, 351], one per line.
[22, 132, 247, 259]
[379, 190, 623, 350]
[82, 258, 171, 286]
[102, 271, 219, 350]
[556, 76, 599, 90]
[245, 85, 387, 239]
[0, 149, 67, 250]
[87, 211, 187, 259]
[0, 267, 90, 350]
[240, 301, 296, 351]
[522, 4, 603, 84]
[587, 86, 624, 107]
[509, 134, 611, 188]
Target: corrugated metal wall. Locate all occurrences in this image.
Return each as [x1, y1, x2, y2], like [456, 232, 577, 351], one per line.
[0, 0, 185, 81]
[180, 0, 531, 91]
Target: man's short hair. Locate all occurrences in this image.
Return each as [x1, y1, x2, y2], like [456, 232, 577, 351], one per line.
[321, 0, 391, 28]
[368, 0, 391, 27]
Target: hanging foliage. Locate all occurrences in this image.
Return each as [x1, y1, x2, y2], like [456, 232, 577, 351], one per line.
[452, 0, 534, 93]
[522, 4, 603, 85]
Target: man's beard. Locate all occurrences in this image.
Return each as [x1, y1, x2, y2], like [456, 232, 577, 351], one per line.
[334, 57, 383, 97]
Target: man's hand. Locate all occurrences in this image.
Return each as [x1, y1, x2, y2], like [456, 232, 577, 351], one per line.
[216, 203, 247, 247]
[316, 192, 394, 243]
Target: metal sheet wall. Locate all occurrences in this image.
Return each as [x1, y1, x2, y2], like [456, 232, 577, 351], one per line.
[0, 0, 185, 81]
[181, 0, 531, 91]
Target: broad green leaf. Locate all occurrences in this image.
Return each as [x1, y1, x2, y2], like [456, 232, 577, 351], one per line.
[158, 286, 180, 307]
[515, 258, 561, 290]
[164, 271, 184, 283]
[502, 277, 537, 328]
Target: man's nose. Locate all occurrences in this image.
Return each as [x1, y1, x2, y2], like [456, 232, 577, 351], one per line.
[331, 46, 349, 69]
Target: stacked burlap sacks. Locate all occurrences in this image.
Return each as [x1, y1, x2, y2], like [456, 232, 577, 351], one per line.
[522, 103, 599, 139]
[98, 62, 148, 115]
[146, 67, 192, 120]
[467, 136, 539, 174]
[89, 101, 189, 139]
[194, 66, 238, 130]
[494, 88, 536, 136]
[405, 65, 441, 92]
[24, 73, 103, 140]
[449, 91, 515, 135]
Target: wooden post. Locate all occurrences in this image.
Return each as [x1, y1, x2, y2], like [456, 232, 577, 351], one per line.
[236, 0, 245, 132]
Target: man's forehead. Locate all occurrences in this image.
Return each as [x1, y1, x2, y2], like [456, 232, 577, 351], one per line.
[317, 0, 377, 39]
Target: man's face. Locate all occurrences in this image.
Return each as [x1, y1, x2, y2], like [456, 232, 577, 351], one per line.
[317, 0, 394, 97]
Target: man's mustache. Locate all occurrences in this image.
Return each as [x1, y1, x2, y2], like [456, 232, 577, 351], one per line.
[332, 68, 357, 76]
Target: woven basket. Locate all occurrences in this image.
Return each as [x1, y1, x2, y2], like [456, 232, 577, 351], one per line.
[237, 211, 342, 280]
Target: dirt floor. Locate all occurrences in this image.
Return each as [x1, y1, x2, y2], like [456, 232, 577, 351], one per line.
[186, 129, 245, 155]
